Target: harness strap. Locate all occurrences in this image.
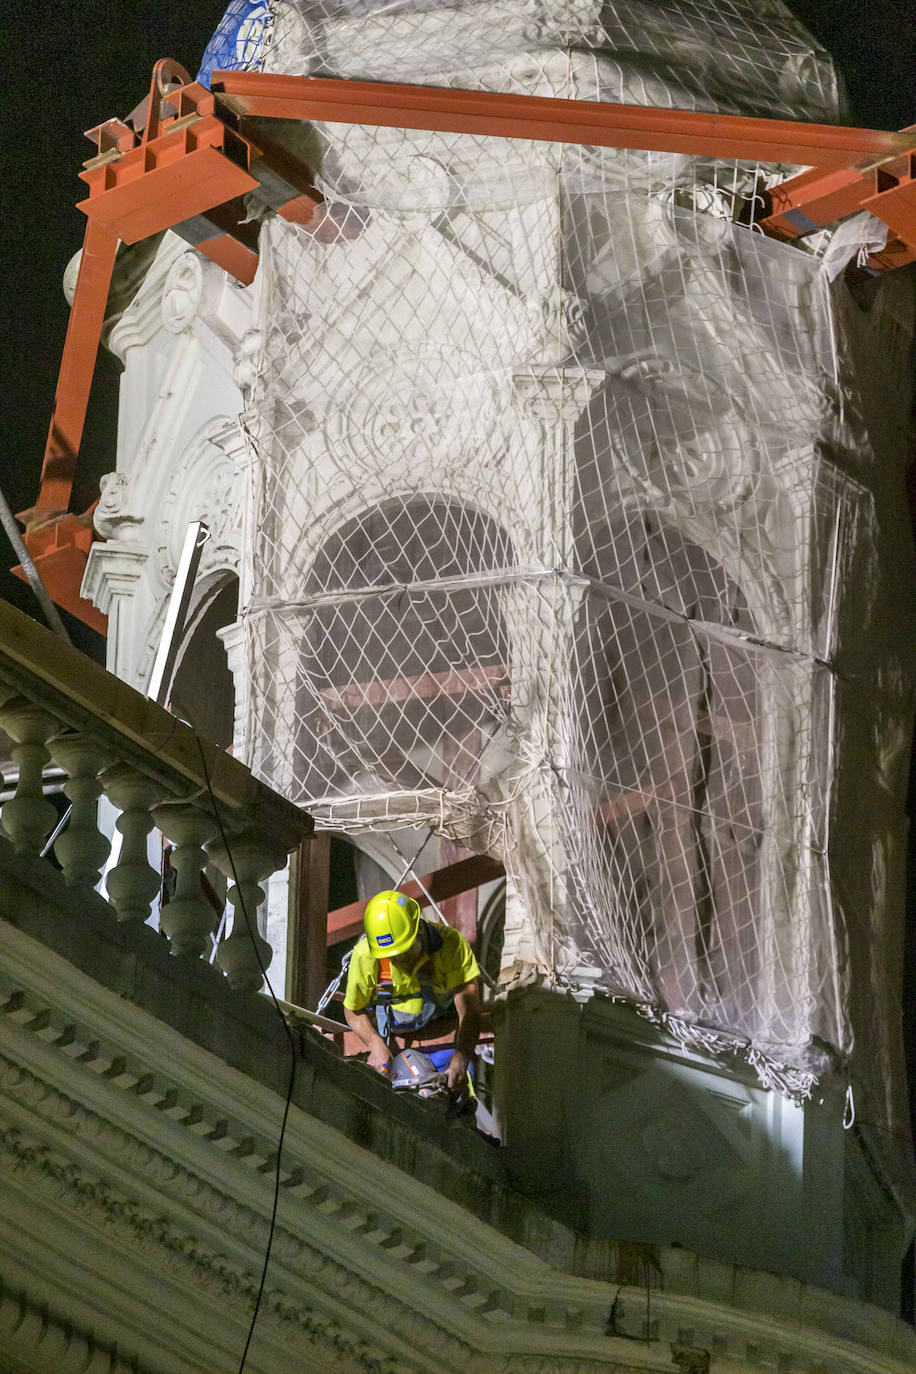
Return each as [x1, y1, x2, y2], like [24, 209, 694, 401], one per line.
[377, 953, 435, 995]
[372, 923, 447, 1037]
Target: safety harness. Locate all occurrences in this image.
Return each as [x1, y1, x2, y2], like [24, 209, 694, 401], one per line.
[373, 921, 448, 1039]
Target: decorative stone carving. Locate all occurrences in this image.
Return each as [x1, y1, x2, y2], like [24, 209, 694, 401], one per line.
[160, 249, 229, 337]
[100, 763, 164, 923]
[151, 802, 219, 958]
[208, 828, 286, 992]
[234, 327, 263, 397]
[0, 1049, 469, 1373]
[0, 1122, 403, 1374]
[92, 472, 146, 540]
[154, 420, 246, 595]
[325, 345, 504, 471]
[0, 1274, 152, 1374]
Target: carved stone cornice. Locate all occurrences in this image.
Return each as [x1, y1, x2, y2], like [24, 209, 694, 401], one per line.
[0, 1273, 159, 1374]
[0, 1114, 405, 1374]
[153, 417, 247, 595]
[0, 903, 912, 1374]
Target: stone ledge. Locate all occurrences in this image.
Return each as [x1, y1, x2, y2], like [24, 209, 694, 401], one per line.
[0, 836, 508, 1195]
[1, 835, 914, 1374]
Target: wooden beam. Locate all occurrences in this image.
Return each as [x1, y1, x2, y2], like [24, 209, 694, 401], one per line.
[287, 832, 330, 1009]
[438, 839, 478, 944]
[327, 852, 504, 944]
[318, 664, 508, 712]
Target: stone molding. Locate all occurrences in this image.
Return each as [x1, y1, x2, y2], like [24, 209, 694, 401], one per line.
[0, 1274, 157, 1374]
[81, 541, 150, 609]
[0, 1112, 407, 1374]
[154, 417, 247, 596]
[0, 904, 913, 1374]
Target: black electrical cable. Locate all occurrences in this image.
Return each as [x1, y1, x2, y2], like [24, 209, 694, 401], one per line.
[194, 738, 299, 1374]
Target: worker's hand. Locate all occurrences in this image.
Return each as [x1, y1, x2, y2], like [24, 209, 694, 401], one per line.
[446, 1049, 469, 1096]
[368, 1040, 392, 1076]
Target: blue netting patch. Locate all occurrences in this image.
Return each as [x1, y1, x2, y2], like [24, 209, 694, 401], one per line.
[197, 0, 270, 87]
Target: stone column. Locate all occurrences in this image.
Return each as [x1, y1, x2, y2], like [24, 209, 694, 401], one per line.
[0, 696, 60, 857]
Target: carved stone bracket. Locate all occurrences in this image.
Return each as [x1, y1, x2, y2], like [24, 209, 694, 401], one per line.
[81, 541, 150, 616]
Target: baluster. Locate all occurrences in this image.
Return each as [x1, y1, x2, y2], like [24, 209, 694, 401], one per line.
[100, 764, 163, 923]
[151, 803, 218, 958]
[207, 830, 285, 993]
[0, 696, 60, 856]
[47, 732, 112, 887]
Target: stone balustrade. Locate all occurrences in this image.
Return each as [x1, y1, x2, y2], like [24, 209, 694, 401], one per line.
[0, 601, 311, 993]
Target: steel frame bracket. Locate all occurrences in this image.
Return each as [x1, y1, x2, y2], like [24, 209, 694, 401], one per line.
[20, 62, 916, 633]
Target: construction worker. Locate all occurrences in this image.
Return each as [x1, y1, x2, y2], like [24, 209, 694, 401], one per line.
[343, 890, 481, 1097]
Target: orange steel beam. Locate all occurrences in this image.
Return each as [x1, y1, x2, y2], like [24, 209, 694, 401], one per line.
[762, 142, 916, 268]
[863, 155, 916, 259]
[212, 72, 913, 170]
[30, 217, 119, 526]
[327, 852, 505, 943]
[17, 65, 325, 630]
[22, 59, 916, 633]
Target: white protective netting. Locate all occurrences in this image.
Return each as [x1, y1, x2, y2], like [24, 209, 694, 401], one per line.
[229, 0, 914, 1102]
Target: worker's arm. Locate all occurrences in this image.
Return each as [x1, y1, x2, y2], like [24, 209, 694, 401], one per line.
[344, 1005, 391, 1074]
[447, 979, 481, 1094]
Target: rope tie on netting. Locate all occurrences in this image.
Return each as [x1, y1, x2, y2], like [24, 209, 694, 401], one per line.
[843, 1084, 856, 1130]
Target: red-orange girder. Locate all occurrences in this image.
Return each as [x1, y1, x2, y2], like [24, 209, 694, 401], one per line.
[213, 71, 913, 168]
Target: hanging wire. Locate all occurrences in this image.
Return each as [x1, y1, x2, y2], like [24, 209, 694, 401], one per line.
[194, 738, 298, 1374]
[385, 831, 451, 924]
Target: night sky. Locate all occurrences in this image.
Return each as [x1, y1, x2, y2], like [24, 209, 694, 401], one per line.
[1, 2, 914, 1192]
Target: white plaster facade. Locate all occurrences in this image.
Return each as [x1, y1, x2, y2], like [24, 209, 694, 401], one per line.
[68, 0, 915, 1357]
[83, 236, 255, 698]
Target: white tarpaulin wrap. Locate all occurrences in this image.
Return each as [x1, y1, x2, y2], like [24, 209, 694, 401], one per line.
[231, 1, 914, 1112]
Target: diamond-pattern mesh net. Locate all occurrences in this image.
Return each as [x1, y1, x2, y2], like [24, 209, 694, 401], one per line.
[224, 0, 912, 1100]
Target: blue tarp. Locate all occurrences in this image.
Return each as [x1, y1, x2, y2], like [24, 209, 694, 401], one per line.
[197, 0, 270, 87]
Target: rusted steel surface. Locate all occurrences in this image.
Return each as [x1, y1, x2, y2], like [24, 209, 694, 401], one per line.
[10, 512, 107, 634]
[862, 156, 916, 263]
[79, 132, 260, 243]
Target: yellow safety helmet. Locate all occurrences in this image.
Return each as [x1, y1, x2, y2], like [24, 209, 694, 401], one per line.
[364, 890, 421, 958]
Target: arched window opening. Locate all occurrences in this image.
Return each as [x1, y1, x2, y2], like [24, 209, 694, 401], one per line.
[297, 496, 515, 806]
[168, 577, 239, 751]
